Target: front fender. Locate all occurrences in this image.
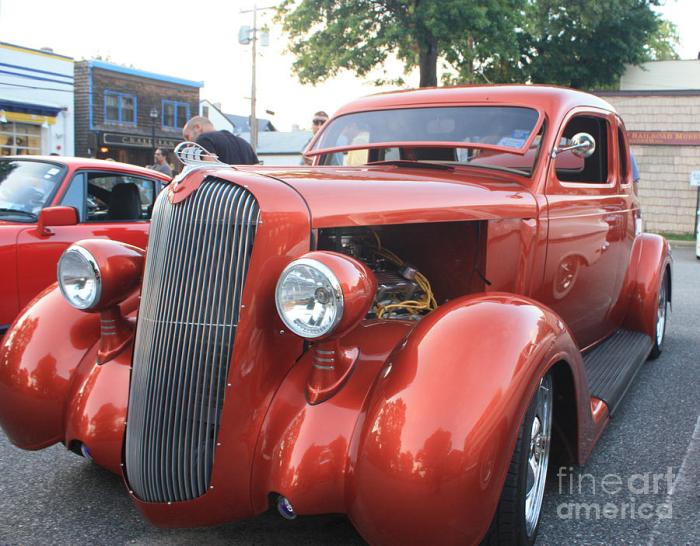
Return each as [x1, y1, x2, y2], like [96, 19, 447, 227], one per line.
[347, 293, 584, 546]
[0, 284, 100, 449]
[0, 284, 137, 455]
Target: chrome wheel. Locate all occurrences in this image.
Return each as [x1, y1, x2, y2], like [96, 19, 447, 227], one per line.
[524, 375, 553, 537]
[656, 276, 667, 348]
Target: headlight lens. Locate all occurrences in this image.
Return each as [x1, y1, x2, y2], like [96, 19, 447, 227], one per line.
[58, 245, 101, 310]
[275, 258, 344, 339]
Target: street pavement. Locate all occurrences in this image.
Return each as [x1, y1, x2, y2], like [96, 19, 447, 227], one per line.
[1, 246, 698, 546]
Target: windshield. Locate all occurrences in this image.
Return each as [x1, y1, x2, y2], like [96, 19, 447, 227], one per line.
[0, 160, 65, 221]
[311, 106, 543, 175]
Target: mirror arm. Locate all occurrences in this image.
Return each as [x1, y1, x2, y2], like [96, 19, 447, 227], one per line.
[35, 216, 54, 237]
[551, 142, 590, 158]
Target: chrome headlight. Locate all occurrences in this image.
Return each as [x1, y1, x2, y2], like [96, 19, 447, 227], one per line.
[275, 258, 344, 339]
[58, 245, 101, 310]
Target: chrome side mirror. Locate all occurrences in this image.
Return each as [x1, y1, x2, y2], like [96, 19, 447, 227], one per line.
[552, 132, 596, 159]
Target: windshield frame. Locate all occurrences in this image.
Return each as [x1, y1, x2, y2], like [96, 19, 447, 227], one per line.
[306, 103, 546, 158]
[0, 158, 67, 222]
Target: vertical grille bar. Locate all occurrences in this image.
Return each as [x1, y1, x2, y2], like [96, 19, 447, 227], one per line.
[126, 179, 259, 502]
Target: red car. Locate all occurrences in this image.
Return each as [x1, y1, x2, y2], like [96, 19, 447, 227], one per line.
[0, 87, 671, 545]
[0, 156, 170, 334]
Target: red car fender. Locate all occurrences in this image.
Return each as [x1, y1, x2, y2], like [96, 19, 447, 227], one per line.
[0, 284, 138, 451]
[63, 343, 132, 474]
[346, 293, 586, 546]
[619, 234, 672, 337]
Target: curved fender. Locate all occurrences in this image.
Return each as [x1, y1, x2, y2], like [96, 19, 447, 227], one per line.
[0, 284, 136, 452]
[346, 293, 584, 546]
[619, 234, 672, 337]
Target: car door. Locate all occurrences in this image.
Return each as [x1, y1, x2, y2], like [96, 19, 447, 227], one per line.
[0, 159, 69, 331]
[15, 169, 164, 312]
[535, 108, 632, 350]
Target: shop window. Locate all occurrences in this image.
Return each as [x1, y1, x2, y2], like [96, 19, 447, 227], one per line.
[0, 122, 42, 155]
[162, 100, 190, 129]
[104, 91, 137, 124]
[86, 172, 158, 221]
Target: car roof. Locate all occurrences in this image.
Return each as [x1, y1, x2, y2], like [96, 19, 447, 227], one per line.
[1, 155, 172, 182]
[333, 84, 616, 118]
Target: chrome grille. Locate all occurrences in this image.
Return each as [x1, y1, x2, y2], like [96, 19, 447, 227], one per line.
[125, 178, 259, 502]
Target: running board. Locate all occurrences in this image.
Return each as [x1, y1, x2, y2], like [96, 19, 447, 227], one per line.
[582, 330, 654, 416]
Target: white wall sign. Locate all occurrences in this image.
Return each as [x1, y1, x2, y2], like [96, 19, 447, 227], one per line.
[691, 171, 700, 187]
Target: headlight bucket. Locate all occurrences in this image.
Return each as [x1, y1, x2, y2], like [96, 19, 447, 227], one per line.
[275, 251, 377, 341]
[58, 239, 144, 312]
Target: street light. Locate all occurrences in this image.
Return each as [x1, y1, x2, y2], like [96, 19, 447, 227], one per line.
[149, 107, 158, 158]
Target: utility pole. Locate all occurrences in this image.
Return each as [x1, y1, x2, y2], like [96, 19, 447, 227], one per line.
[240, 3, 273, 154]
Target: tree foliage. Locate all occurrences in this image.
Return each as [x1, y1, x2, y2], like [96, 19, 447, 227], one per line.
[276, 0, 524, 87]
[481, 0, 680, 88]
[278, 0, 679, 89]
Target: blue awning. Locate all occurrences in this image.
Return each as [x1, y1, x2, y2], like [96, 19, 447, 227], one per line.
[0, 98, 63, 117]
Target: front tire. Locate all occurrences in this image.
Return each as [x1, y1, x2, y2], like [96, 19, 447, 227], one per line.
[483, 374, 553, 546]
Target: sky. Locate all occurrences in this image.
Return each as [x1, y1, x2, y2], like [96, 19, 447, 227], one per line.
[0, 0, 698, 132]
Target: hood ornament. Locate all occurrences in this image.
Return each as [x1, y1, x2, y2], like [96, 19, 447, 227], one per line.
[174, 141, 226, 167]
[170, 142, 230, 197]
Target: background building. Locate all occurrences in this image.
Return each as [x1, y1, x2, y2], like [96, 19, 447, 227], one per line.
[74, 60, 202, 167]
[0, 42, 74, 156]
[597, 59, 700, 236]
[238, 130, 312, 165]
[199, 99, 276, 134]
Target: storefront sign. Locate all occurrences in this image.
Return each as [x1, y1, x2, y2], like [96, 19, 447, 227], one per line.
[102, 132, 181, 149]
[627, 131, 700, 146]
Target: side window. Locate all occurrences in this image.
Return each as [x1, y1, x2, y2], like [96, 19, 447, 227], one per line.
[556, 115, 609, 183]
[86, 173, 157, 222]
[60, 172, 86, 221]
[617, 128, 629, 183]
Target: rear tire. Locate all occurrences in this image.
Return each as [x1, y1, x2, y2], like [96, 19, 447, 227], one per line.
[483, 374, 553, 545]
[649, 270, 669, 360]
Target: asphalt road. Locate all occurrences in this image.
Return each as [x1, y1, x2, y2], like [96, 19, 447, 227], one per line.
[1, 245, 698, 546]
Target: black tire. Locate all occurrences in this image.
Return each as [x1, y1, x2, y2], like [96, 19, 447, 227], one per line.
[482, 374, 553, 546]
[649, 270, 669, 360]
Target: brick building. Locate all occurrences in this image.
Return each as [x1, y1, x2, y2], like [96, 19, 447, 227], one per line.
[597, 60, 700, 236]
[74, 60, 202, 168]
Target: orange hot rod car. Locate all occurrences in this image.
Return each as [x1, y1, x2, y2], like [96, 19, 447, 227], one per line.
[0, 86, 671, 545]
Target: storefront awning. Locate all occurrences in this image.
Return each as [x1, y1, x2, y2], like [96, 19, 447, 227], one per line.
[0, 98, 63, 117]
[0, 99, 63, 125]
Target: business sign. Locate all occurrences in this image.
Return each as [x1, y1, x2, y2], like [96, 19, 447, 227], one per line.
[627, 131, 700, 146]
[101, 132, 181, 149]
[690, 171, 700, 187]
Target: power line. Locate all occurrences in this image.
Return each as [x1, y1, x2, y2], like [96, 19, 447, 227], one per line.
[0, 81, 76, 93]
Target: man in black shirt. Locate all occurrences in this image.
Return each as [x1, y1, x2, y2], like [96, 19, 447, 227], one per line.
[182, 116, 258, 165]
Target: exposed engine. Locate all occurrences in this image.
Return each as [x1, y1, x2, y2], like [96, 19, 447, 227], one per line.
[319, 228, 437, 320]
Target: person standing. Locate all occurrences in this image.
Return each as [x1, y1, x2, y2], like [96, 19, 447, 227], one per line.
[148, 148, 172, 177]
[311, 111, 329, 136]
[182, 116, 258, 165]
[303, 110, 329, 164]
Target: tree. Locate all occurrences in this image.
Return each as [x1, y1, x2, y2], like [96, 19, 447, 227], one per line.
[276, 0, 525, 88]
[502, 0, 680, 88]
[278, 0, 678, 90]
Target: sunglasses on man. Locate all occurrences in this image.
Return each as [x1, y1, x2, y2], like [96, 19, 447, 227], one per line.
[312, 118, 327, 125]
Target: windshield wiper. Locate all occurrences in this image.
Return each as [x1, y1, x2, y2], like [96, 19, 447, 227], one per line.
[368, 160, 454, 171]
[0, 208, 37, 219]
